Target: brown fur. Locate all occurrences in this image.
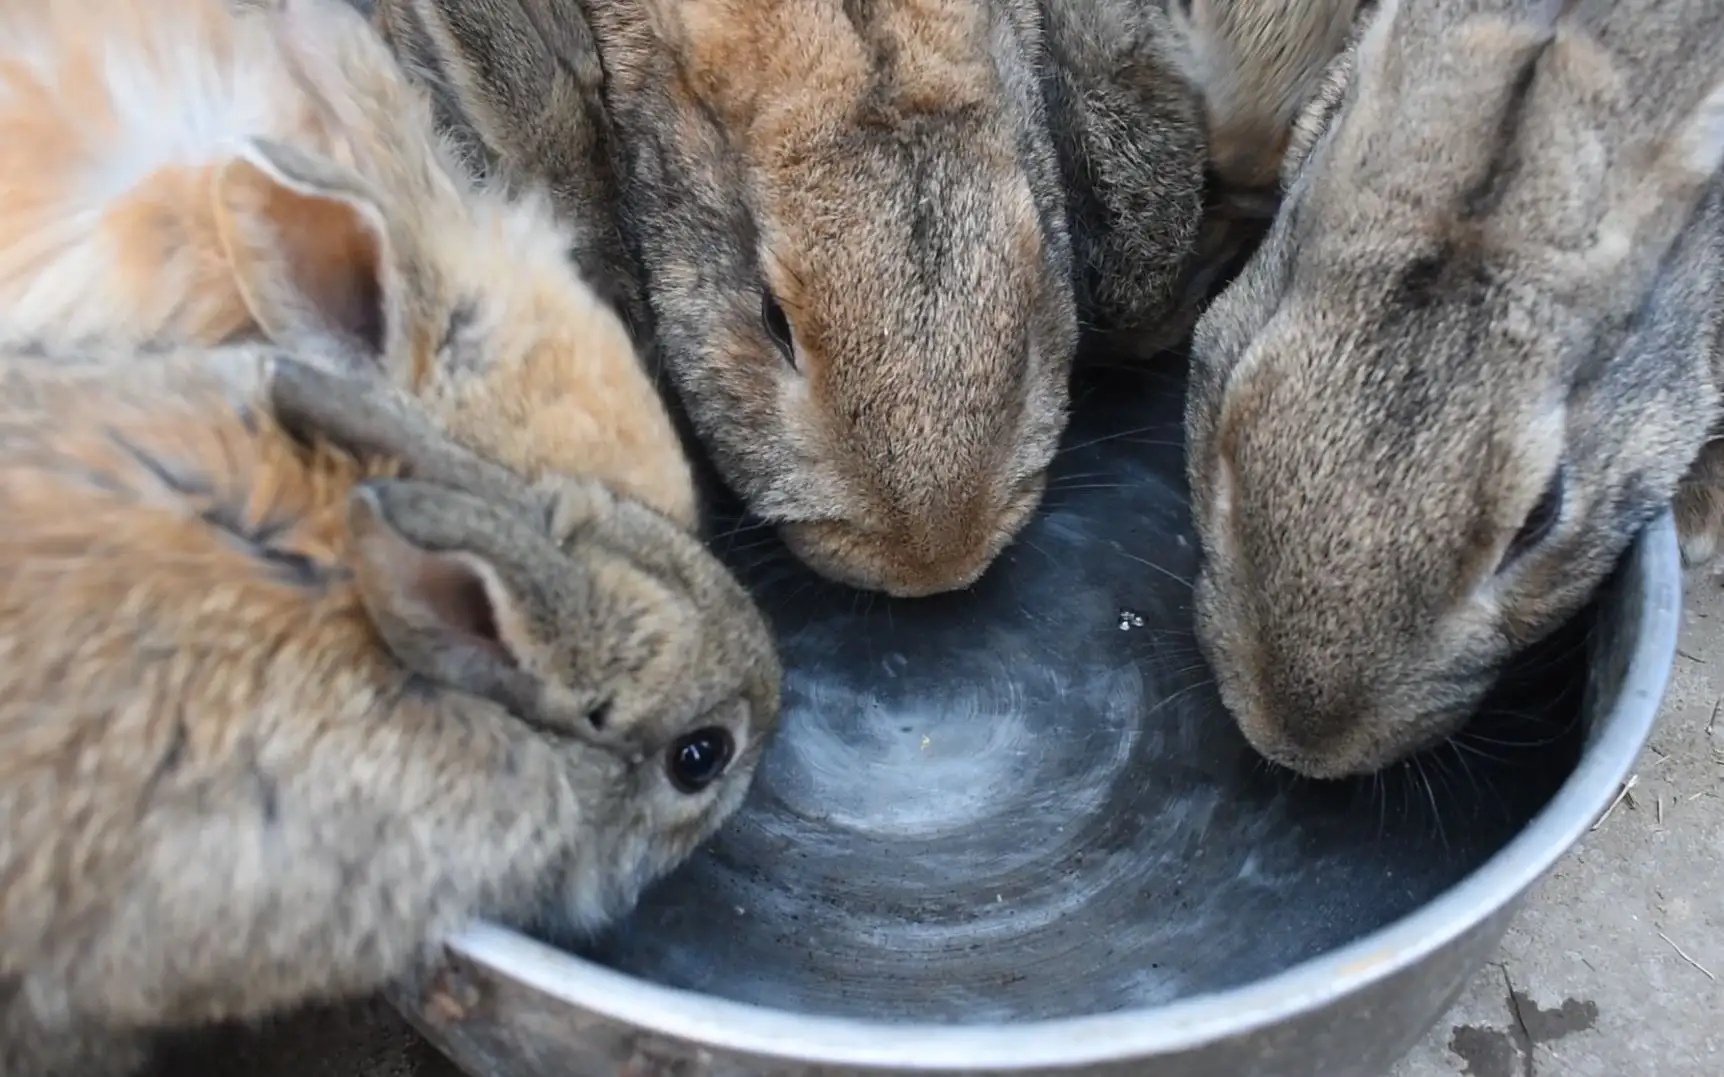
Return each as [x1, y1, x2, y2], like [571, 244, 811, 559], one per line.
[1186, 0, 1724, 779]
[0, 346, 780, 1077]
[567, 0, 1081, 597]
[390, 0, 1208, 595]
[0, 0, 697, 531]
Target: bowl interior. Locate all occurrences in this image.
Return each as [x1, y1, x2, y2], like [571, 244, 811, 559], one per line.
[549, 363, 1592, 1024]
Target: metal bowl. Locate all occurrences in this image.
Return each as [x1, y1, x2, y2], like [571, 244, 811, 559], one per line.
[393, 365, 1679, 1077]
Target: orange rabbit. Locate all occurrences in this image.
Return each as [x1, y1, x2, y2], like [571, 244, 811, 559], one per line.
[0, 0, 698, 529]
[0, 346, 779, 1077]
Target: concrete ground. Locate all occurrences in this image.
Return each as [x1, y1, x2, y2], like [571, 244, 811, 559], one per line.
[150, 569, 1724, 1077]
[1393, 568, 1724, 1077]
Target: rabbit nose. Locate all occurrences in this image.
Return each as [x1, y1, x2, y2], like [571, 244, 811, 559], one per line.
[1229, 658, 1383, 779]
[775, 520, 979, 597]
[777, 503, 1012, 598]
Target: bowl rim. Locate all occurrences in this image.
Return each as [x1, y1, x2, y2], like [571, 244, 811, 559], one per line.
[442, 513, 1680, 1071]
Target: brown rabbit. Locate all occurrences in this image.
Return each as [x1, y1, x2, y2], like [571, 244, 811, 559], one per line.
[1185, 0, 1724, 780]
[0, 345, 781, 1077]
[410, 0, 1081, 597]
[389, 0, 1213, 597]
[0, 0, 696, 530]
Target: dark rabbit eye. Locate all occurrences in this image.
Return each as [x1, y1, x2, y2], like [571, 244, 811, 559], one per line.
[1498, 466, 1565, 573]
[586, 699, 613, 732]
[666, 726, 735, 794]
[760, 291, 796, 368]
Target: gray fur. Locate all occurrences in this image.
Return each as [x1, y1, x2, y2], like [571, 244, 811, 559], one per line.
[1186, 0, 1724, 779]
[374, 0, 1212, 595]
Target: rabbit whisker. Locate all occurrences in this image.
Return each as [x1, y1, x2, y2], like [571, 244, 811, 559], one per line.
[1118, 550, 1195, 589]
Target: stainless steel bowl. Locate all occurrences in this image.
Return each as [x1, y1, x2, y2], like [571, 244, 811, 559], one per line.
[393, 366, 1678, 1077]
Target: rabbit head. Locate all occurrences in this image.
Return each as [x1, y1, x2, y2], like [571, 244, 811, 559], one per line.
[589, 0, 1079, 597]
[266, 355, 783, 926]
[1186, 0, 1724, 780]
[211, 0, 698, 529]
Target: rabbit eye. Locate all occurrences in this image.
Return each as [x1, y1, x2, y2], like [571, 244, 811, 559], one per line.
[586, 699, 612, 731]
[1498, 466, 1565, 573]
[760, 291, 797, 368]
[665, 726, 735, 794]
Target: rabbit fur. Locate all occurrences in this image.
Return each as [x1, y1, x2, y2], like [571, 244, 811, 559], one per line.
[0, 0, 698, 531]
[1163, 0, 1368, 193]
[1147, 1, 1370, 349]
[381, 0, 1214, 597]
[0, 344, 781, 1077]
[370, 0, 651, 340]
[1038, 1, 1207, 359]
[1186, 0, 1724, 780]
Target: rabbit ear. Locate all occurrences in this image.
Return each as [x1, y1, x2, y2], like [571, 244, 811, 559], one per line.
[1334, 1, 1562, 201]
[212, 140, 406, 375]
[1563, 80, 1724, 286]
[346, 482, 546, 706]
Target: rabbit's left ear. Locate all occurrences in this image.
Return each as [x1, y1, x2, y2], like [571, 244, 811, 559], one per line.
[212, 141, 406, 377]
[346, 479, 584, 716]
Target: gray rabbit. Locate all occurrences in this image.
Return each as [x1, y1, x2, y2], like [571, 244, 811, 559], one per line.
[1186, 0, 1724, 779]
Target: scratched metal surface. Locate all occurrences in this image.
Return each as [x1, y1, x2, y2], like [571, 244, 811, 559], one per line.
[540, 362, 1591, 1025]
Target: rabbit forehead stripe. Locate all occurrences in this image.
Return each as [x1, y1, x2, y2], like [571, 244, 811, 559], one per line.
[668, 0, 996, 134]
[763, 133, 1046, 434]
[1309, 0, 1721, 254]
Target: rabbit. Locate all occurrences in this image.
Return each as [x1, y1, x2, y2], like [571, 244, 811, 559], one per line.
[370, 0, 650, 340]
[1184, 0, 1724, 781]
[400, 0, 1209, 597]
[0, 0, 698, 532]
[0, 343, 782, 1077]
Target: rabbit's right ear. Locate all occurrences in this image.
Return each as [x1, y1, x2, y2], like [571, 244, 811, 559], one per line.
[347, 482, 547, 710]
[212, 139, 418, 384]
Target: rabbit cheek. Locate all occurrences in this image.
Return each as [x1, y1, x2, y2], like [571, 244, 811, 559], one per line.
[1190, 571, 1282, 764]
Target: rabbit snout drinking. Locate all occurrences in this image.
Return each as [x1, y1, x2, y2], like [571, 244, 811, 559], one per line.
[0, 349, 781, 1076]
[592, 0, 1079, 598]
[1187, 0, 1724, 779]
